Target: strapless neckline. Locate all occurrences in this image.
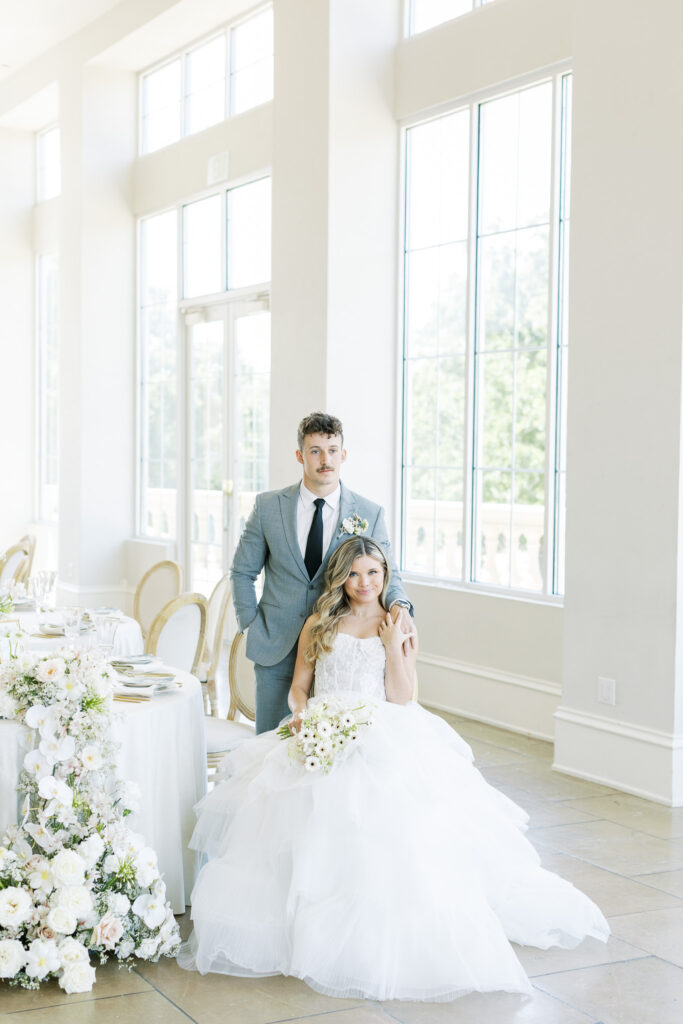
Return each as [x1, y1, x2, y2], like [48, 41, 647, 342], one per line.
[336, 632, 383, 644]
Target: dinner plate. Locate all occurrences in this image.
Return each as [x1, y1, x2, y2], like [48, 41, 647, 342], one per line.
[112, 655, 155, 666]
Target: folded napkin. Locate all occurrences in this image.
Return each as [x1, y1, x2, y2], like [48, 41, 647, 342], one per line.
[112, 659, 163, 674]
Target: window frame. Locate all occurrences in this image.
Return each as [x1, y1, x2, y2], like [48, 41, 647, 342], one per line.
[398, 64, 572, 604]
[405, 0, 498, 37]
[34, 251, 59, 524]
[138, 4, 273, 157]
[136, 173, 272, 549]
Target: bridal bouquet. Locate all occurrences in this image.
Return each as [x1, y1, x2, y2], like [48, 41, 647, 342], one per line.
[277, 697, 373, 774]
[0, 650, 180, 992]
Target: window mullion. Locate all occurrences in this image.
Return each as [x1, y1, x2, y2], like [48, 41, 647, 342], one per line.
[464, 100, 480, 583]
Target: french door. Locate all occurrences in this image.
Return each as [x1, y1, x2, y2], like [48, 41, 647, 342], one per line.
[183, 297, 270, 595]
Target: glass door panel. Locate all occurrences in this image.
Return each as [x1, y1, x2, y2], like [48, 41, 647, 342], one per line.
[188, 317, 224, 596]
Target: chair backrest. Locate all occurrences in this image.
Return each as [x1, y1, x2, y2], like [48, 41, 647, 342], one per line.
[133, 559, 183, 640]
[205, 572, 231, 665]
[0, 542, 32, 586]
[228, 630, 256, 722]
[18, 535, 36, 580]
[146, 593, 207, 675]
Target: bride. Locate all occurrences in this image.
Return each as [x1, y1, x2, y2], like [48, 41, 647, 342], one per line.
[178, 536, 609, 1001]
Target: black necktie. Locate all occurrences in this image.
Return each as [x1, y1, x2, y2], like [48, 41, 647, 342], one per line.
[304, 498, 326, 579]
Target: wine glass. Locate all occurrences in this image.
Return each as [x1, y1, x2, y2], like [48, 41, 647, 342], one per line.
[94, 617, 119, 661]
[29, 576, 47, 616]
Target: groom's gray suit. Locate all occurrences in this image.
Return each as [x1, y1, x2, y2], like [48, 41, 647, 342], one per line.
[230, 481, 411, 732]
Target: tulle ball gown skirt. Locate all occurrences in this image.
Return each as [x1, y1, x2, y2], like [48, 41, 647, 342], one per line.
[178, 699, 609, 1002]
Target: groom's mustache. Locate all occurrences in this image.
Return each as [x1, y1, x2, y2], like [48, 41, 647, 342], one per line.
[318, 466, 333, 472]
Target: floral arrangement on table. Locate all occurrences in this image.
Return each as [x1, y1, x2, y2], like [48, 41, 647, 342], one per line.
[338, 514, 368, 537]
[278, 697, 373, 773]
[0, 582, 28, 617]
[0, 649, 180, 992]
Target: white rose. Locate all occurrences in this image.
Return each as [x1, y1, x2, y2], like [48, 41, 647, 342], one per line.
[0, 887, 33, 928]
[342, 517, 354, 533]
[23, 750, 54, 778]
[38, 777, 73, 807]
[135, 935, 161, 958]
[59, 960, 96, 993]
[78, 834, 105, 869]
[51, 850, 85, 887]
[107, 892, 130, 915]
[46, 905, 77, 935]
[24, 938, 60, 980]
[117, 938, 134, 959]
[79, 745, 103, 772]
[58, 936, 89, 966]
[132, 893, 166, 929]
[0, 939, 27, 978]
[36, 658, 67, 685]
[56, 886, 93, 918]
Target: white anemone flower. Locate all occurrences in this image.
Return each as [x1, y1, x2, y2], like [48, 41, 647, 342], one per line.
[316, 720, 333, 737]
[79, 745, 103, 772]
[304, 755, 321, 772]
[36, 658, 67, 685]
[24, 938, 60, 980]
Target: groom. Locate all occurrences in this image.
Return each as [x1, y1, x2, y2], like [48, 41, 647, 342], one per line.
[230, 411, 414, 733]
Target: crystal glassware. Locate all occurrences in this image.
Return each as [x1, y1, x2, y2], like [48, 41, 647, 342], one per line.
[63, 607, 83, 647]
[94, 617, 119, 661]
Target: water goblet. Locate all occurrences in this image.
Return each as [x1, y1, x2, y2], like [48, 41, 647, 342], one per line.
[94, 617, 119, 661]
[39, 570, 57, 610]
[63, 607, 83, 648]
[28, 576, 46, 616]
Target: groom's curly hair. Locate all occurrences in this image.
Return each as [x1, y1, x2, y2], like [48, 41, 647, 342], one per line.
[297, 412, 344, 451]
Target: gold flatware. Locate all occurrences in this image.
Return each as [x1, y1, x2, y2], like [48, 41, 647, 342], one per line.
[113, 695, 149, 703]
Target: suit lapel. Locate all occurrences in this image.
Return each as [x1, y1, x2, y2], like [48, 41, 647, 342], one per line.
[279, 484, 310, 582]
[319, 482, 357, 569]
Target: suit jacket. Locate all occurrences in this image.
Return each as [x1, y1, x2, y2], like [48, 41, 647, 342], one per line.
[230, 481, 411, 666]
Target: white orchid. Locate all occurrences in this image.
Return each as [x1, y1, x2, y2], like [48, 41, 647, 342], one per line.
[24, 938, 60, 980]
[37, 777, 73, 808]
[132, 893, 166, 929]
[23, 750, 54, 778]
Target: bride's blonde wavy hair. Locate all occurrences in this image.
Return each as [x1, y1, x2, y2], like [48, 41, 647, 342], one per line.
[304, 536, 391, 665]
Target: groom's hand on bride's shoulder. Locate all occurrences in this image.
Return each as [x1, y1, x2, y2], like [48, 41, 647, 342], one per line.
[389, 604, 416, 651]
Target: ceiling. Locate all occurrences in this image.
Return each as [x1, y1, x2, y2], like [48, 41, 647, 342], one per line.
[0, 1, 125, 80]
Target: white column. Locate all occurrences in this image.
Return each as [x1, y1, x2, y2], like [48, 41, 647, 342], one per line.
[270, 0, 400, 510]
[57, 65, 137, 604]
[554, 0, 683, 804]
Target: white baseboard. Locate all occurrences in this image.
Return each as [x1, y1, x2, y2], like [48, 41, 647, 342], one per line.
[416, 652, 561, 741]
[554, 705, 683, 807]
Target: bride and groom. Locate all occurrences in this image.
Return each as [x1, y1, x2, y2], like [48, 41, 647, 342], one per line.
[178, 412, 609, 1002]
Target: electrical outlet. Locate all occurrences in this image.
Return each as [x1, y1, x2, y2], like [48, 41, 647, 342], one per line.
[597, 676, 616, 705]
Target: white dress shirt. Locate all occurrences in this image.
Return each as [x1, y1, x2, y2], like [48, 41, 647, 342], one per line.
[297, 483, 341, 561]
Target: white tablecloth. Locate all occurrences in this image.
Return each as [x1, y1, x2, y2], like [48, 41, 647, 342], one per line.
[12, 610, 144, 658]
[0, 670, 207, 912]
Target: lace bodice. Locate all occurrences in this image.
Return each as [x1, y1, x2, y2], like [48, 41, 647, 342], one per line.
[314, 632, 387, 703]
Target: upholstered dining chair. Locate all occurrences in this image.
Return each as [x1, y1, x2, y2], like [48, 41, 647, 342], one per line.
[133, 559, 183, 641]
[205, 630, 256, 776]
[0, 537, 34, 586]
[145, 592, 207, 675]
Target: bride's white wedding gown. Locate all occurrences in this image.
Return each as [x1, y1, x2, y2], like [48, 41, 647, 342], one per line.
[178, 632, 609, 1001]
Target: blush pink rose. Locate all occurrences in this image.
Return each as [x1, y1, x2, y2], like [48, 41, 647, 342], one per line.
[91, 913, 123, 950]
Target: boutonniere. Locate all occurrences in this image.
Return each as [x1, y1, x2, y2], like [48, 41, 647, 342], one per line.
[339, 513, 369, 537]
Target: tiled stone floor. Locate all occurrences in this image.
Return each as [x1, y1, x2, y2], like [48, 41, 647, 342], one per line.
[3, 711, 683, 1023]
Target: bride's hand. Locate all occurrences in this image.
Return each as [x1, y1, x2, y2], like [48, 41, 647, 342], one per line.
[288, 709, 305, 734]
[379, 612, 414, 653]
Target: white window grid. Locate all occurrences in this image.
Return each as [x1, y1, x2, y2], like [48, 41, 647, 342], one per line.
[406, 0, 497, 37]
[35, 252, 59, 523]
[138, 4, 273, 156]
[399, 68, 572, 601]
[36, 125, 60, 202]
[136, 176, 272, 540]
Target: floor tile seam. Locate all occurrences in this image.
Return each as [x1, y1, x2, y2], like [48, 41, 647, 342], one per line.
[532, 951, 659, 981]
[529, 980, 603, 1022]
[607, 902, 683, 922]
[263, 1004, 392, 1024]
[0, 985, 163, 1017]
[130, 968, 199, 1023]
